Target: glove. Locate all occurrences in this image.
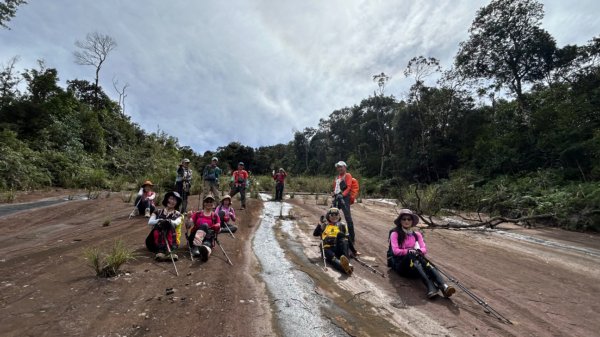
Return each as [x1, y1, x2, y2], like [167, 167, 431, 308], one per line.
[407, 249, 418, 256]
[138, 188, 143, 196]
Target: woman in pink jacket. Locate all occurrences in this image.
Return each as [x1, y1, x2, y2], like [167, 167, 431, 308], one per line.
[388, 209, 455, 299]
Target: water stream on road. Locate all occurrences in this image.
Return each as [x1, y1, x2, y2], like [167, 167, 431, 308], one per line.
[253, 194, 348, 337]
[0, 195, 88, 218]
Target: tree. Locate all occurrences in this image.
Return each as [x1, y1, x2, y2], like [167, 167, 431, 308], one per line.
[0, 56, 21, 108]
[455, 0, 556, 114]
[0, 0, 26, 29]
[73, 32, 117, 106]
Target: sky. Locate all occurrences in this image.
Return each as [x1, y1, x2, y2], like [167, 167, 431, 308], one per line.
[1, 0, 598, 153]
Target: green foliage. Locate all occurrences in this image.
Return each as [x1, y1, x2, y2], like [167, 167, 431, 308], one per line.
[0, 0, 27, 29]
[84, 239, 135, 278]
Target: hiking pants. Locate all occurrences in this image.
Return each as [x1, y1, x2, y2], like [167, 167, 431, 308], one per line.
[230, 185, 246, 207]
[391, 254, 446, 288]
[323, 233, 349, 262]
[134, 196, 155, 214]
[275, 182, 284, 201]
[175, 181, 190, 213]
[203, 180, 220, 200]
[334, 195, 355, 243]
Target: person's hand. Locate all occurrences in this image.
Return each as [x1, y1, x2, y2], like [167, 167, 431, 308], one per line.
[408, 249, 418, 255]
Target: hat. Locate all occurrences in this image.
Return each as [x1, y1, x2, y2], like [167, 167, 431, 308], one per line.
[394, 209, 419, 227]
[238, 162, 245, 166]
[279, 168, 285, 171]
[335, 161, 347, 168]
[211, 157, 219, 162]
[162, 191, 182, 209]
[203, 194, 216, 203]
[220, 195, 232, 203]
[182, 158, 190, 163]
[325, 207, 341, 221]
[141, 180, 154, 187]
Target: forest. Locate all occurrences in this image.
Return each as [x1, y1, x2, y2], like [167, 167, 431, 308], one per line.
[1, 0, 598, 230]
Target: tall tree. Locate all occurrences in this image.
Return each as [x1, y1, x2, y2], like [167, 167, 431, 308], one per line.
[0, 0, 26, 29]
[73, 32, 117, 107]
[455, 0, 556, 114]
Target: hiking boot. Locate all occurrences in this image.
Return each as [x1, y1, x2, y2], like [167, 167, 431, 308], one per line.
[155, 252, 166, 261]
[191, 246, 201, 257]
[144, 208, 151, 218]
[441, 284, 456, 298]
[168, 253, 179, 261]
[413, 260, 438, 299]
[199, 245, 211, 262]
[340, 255, 353, 275]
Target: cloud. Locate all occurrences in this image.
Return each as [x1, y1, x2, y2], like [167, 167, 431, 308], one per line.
[1, 0, 598, 152]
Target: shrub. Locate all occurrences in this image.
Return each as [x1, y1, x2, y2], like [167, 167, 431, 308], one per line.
[84, 240, 135, 278]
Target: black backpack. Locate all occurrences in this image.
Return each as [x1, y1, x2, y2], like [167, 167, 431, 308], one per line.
[386, 228, 396, 267]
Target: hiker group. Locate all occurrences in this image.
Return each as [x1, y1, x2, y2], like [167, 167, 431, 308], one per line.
[134, 157, 455, 300]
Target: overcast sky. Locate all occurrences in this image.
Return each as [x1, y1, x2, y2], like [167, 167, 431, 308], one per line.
[1, 0, 598, 153]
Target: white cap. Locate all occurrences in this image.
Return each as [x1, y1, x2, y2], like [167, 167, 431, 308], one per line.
[211, 157, 218, 162]
[335, 161, 347, 168]
[182, 158, 190, 163]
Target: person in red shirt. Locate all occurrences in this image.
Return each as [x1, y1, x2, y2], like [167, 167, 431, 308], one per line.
[332, 161, 356, 248]
[186, 195, 221, 261]
[272, 168, 287, 201]
[229, 162, 249, 210]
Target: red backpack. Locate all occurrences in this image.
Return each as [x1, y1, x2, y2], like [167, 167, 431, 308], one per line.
[350, 178, 359, 204]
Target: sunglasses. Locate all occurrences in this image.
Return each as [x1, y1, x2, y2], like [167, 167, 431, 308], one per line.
[329, 212, 340, 216]
[400, 217, 413, 221]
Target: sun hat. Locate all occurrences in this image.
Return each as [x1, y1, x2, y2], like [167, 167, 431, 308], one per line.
[335, 161, 347, 168]
[394, 209, 419, 227]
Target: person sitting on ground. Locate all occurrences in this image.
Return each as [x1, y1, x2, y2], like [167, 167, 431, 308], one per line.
[186, 195, 221, 261]
[215, 195, 238, 234]
[272, 168, 287, 201]
[145, 191, 183, 261]
[388, 209, 455, 299]
[133, 180, 156, 217]
[202, 157, 222, 200]
[229, 162, 249, 210]
[313, 207, 354, 275]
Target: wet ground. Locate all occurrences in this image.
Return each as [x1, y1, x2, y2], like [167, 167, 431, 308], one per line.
[1, 191, 598, 336]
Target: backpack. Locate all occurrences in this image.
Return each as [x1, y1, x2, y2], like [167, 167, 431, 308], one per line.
[349, 178, 359, 204]
[386, 228, 396, 267]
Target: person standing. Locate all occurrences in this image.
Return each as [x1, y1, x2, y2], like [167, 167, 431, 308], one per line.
[202, 157, 222, 200]
[332, 161, 355, 244]
[229, 162, 249, 210]
[272, 168, 287, 201]
[175, 158, 193, 213]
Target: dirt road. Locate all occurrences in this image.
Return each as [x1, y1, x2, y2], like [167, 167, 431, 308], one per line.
[1, 192, 598, 336]
[0, 193, 274, 337]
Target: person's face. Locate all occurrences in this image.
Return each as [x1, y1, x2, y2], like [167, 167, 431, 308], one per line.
[211, 160, 217, 166]
[167, 196, 177, 208]
[223, 199, 230, 206]
[204, 200, 214, 209]
[336, 165, 346, 174]
[143, 185, 151, 192]
[183, 161, 189, 168]
[400, 216, 413, 229]
[238, 165, 244, 170]
[328, 211, 340, 222]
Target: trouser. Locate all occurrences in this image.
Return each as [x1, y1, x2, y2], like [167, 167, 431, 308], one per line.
[203, 180, 220, 200]
[175, 182, 190, 213]
[145, 228, 178, 254]
[230, 186, 246, 207]
[134, 196, 155, 214]
[275, 182, 284, 201]
[334, 194, 355, 243]
[391, 254, 447, 290]
[323, 233, 350, 271]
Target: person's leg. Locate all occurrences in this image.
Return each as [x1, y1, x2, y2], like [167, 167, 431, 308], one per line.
[210, 182, 220, 200]
[422, 257, 455, 297]
[181, 191, 188, 213]
[412, 258, 438, 298]
[342, 195, 355, 243]
[240, 187, 246, 208]
[202, 181, 211, 200]
[276, 183, 283, 200]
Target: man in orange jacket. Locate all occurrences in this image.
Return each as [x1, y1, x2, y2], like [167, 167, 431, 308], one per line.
[230, 162, 249, 210]
[332, 161, 356, 247]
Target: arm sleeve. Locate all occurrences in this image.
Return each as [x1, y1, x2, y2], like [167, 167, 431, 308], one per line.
[230, 208, 236, 221]
[391, 231, 408, 256]
[210, 214, 221, 232]
[415, 232, 427, 255]
[148, 192, 156, 200]
[170, 214, 183, 229]
[138, 188, 144, 196]
[148, 213, 158, 228]
[342, 174, 353, 197]
[313, 223, 324, 237]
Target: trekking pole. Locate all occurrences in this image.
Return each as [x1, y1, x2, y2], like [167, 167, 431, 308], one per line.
[421, 255, 512, 324]
[215, 238, 233, 266]
[320, 242, 328, 271]
[163, 230, 179, 276]
[128, 196, 142, 219]
[353, 257, 386, 278]
[224, 221, 236, 239]
[185, 232, 194, 262]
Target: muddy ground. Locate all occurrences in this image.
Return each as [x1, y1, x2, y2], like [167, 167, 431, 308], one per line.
[0, 192, 598, 337]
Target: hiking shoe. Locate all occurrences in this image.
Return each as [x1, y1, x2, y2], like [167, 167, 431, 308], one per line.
[155, 252, 166, 261]
[340, 255, 353, 275]
[199, 245, 211, 262]
[241, 206, 246, 210]
[144, 208, 151, 217]
[442, 284, 455, 298]
[191, 246, 201, 257]
[169, 253, 179, 261]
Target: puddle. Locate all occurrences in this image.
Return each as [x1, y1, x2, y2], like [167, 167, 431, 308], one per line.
[253, 194, 348, 337]
[0, 195, 88, 218]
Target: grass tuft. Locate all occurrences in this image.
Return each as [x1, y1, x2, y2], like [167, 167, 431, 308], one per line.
[84, 240, 135, 278]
